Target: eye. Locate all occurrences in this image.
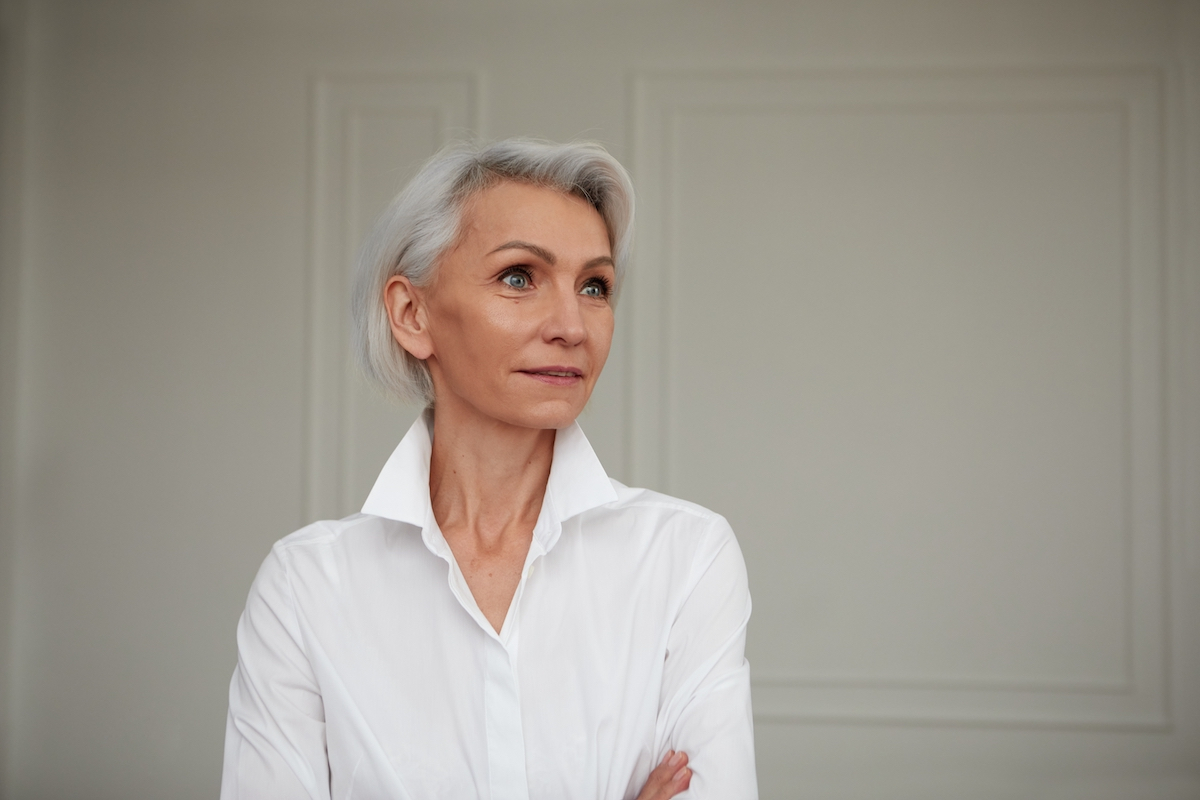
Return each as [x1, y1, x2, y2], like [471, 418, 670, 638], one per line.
[501, 268, 531, 290]
[580, 276, 612, 299]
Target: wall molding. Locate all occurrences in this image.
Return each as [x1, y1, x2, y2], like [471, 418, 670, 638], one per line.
[305, 74, 479, 522]
[631, 68, 1168, 728]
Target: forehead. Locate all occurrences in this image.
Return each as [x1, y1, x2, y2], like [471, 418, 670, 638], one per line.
[457, 181, 611, 252]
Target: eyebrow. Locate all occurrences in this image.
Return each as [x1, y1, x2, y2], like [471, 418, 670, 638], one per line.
[489, 240, 614, 270]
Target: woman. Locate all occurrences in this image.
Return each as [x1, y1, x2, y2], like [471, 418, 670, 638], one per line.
[221, 139, 756, 799]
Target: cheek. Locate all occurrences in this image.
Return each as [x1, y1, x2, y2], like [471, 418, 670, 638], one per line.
[473, 303, 541, 363]
[587, 309, 616, 365]
[434, 299, 534, 369]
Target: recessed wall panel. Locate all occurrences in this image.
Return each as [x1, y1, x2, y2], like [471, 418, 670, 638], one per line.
[310, 76, 478, 521]
[342, 111, 441, 513]
[633, 72, 1165, 726]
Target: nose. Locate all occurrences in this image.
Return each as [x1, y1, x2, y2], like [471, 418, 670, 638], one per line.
[542, 283, 586, 346]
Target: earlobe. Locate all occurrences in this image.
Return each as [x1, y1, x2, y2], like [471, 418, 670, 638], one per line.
[384, 275, 435, 361]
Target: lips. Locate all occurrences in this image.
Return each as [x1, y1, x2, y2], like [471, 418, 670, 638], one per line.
[520, 366, 584, 385]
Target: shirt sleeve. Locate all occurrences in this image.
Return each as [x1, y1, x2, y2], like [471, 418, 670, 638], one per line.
[221, 544, 331, 800]
[656, 516, 758, 799]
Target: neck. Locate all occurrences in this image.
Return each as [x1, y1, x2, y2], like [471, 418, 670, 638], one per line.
[427, 397, 556, 549]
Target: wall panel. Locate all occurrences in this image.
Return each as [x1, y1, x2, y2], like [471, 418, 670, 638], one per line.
[309, 75, 479, 521]
[633, 70, 1168, 728]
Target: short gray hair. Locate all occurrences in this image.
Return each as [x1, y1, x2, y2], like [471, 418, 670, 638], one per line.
[350, 138, 635, 405]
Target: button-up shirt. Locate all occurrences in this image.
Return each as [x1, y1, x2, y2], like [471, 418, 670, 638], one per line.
[221, 413, 757, 799]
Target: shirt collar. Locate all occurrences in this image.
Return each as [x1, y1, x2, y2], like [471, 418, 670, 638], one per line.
[360, 409, 618, 535]
[544, 418, 619, 523]
[360, 408, 435, 529]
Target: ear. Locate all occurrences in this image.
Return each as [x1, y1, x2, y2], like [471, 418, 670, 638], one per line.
[384, 275, 435, 361]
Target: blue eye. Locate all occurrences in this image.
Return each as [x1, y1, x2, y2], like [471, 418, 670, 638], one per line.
[581, 277, 612, 299]
[502, 270, 530, 289]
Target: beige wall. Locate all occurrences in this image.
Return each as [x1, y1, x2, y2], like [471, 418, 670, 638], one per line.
[1, 1, 1198, 798]
[1, 2, 30, 795]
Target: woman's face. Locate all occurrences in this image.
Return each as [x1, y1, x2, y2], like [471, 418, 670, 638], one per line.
[400, 180, 616, 431]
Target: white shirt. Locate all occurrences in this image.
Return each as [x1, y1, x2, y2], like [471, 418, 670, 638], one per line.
[221, 413, 757, 800]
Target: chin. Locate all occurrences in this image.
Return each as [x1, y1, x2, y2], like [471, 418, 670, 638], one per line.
[490, 397, 586, 431]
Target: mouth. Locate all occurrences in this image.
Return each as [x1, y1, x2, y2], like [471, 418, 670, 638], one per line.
[520, 367, 584, 386]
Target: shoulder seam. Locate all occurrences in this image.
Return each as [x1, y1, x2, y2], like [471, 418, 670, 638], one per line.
[606, 497, 725, 523]
[272, 515, 380, 552]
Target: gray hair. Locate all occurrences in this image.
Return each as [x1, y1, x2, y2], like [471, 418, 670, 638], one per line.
[350, 138, 635, 404]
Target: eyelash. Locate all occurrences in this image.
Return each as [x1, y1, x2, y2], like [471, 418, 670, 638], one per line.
[500, 266, 533, 289]
[499, 268, 613, 299]
[583, 275, 613, 299]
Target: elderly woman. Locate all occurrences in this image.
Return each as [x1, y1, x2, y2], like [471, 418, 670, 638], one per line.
[221, 139, 756, 799]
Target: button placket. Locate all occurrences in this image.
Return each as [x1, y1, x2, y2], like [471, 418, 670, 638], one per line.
[484, 635, 530, 800]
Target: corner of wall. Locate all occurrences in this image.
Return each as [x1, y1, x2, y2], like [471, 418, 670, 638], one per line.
[0, 0, 32, 796]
